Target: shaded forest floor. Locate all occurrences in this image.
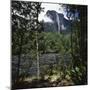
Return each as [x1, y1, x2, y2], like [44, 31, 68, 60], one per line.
[12, 77, 74, 89]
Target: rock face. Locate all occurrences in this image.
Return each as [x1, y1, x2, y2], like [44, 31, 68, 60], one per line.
[43, 10, 71, 33]
[12, 54, 72, 78]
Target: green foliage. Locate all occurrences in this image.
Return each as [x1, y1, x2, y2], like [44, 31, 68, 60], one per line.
[12, 1, 43, 83]
[12, 2, 87, 88]
[40, 32, 71, 54]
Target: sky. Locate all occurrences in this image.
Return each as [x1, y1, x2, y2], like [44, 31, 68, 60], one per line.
[38, 3, 68, 22]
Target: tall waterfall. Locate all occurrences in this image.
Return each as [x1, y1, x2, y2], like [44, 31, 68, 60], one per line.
[56, 13, 61, 32]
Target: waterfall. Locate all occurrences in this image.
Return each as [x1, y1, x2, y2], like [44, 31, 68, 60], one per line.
[56, 13, 60, 32]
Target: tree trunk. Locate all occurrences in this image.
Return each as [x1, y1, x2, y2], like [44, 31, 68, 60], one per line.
[36, 31, 40, 79]
[17, 34, 23, 81]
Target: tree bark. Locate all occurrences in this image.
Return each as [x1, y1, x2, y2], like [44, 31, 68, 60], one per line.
[36, 31, 40, 79]
[17, 33, 23, 81]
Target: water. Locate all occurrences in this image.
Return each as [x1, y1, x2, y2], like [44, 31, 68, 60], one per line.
[56, 13, 60, 32]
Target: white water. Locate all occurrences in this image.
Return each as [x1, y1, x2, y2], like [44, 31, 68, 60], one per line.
[56, 13, 60, 32]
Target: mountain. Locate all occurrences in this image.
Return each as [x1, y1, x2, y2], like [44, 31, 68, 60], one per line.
[43, 10, 71, 33]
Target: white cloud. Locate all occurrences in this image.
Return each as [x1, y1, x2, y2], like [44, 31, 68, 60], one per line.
[38, 3, 67, 21]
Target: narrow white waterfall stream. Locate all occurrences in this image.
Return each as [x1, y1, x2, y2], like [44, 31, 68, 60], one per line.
[56, 13, 60, 32]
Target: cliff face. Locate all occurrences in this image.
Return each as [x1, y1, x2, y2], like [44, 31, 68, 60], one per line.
[12, 54, 72, 77]
[43, 10, 71, 33]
